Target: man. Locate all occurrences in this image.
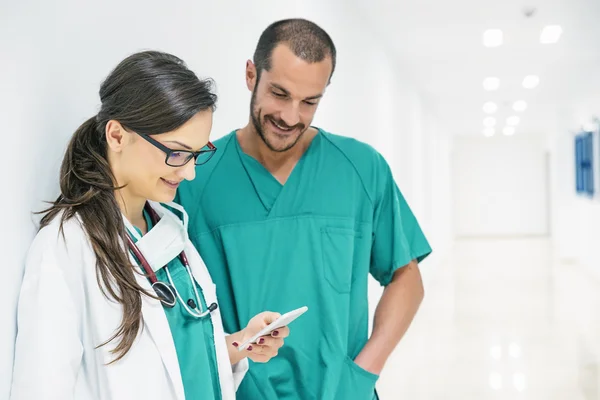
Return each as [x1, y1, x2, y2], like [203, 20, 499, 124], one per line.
[175, 18, 432, 399]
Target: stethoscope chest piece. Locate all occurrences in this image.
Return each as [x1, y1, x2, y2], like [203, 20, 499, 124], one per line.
[152, 281, 177, 308]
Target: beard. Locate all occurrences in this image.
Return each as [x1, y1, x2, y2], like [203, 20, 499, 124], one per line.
[250, 85, 308, 153]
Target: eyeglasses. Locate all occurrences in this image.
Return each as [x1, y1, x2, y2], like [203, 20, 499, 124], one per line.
[137, 133, 217, 167]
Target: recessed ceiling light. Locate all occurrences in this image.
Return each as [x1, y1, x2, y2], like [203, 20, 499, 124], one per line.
[507, 116, 521, 126]
[484, 117, 496, 127]
[513, 372, 527, 392]
[483, 29, 503, 47]
[489, 372, 503, 390]
[540, 25, 563, 44]
[483, 128, 495, 137]
[483, 77, 500, 91]
[513, 100, 528, 112]
[509, 343, 522, 358]
[483, 102, 498, 114]
[503, 126, 516, 136]
[523, 75, 540, 89]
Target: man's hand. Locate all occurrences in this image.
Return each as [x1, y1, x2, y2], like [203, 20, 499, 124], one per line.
[354, 260, 424, 375]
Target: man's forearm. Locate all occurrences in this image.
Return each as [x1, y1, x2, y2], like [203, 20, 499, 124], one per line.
[354, 260, 424, 375]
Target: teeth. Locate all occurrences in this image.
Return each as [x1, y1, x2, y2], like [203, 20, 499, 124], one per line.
[272, 120, 291, 131]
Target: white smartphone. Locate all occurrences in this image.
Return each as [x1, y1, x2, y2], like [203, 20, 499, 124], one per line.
[237, 306, 308, 351]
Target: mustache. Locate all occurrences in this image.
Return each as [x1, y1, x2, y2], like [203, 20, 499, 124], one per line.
[265, 116, 304, 131]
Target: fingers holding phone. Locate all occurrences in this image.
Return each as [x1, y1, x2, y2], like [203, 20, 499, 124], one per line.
[244, 332, 287, 363]
[232, 307, 307, 363]
[233, 311, 287, 363]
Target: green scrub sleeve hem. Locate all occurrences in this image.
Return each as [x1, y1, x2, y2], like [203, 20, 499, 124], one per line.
[376, 245, 433, 287]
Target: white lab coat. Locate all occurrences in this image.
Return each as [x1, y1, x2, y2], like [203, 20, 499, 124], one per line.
[10, 201, 248, 400]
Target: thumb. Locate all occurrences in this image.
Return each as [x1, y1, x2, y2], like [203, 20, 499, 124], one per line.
[243, 311, 281, 339]
[260, 311, 282, 326]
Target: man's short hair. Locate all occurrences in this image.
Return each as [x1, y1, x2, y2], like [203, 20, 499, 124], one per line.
[253, 18, 337, 82]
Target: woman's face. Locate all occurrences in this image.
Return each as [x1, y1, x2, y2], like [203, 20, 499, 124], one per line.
[109, 110, 213, 204]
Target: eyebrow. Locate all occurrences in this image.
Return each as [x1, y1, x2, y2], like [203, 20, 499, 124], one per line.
[164, 140, 193, 150]
[270, 83, 323, 101]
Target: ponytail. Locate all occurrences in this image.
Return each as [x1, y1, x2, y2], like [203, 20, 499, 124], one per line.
[39, 116, 152, 364]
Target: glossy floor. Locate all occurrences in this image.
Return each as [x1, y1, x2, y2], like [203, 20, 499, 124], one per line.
[374, 238, 600, 399]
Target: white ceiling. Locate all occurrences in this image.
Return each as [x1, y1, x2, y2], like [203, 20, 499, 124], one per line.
[355, 0, 600, 136]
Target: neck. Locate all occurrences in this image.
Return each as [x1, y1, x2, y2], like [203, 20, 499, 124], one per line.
[116, 189, 147, 234]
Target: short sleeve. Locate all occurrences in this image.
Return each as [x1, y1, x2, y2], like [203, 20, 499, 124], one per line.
[369, 155, 432, 286]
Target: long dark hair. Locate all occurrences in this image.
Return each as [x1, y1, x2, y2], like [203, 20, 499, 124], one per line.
[39, 51, 217, 363]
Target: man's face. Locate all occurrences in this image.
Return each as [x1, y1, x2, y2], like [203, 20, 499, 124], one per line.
[247, 44, 332, 152]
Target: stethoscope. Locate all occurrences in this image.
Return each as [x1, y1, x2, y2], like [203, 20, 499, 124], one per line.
[125, 203, 218, 319]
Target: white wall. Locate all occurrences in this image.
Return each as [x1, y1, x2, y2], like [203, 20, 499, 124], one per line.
[551, 90, 600, 280]
[451, 135, 550, 238]
[1, 0, 451, 397]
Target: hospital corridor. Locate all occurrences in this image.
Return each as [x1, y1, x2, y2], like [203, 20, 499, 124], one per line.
[376, 238, 600, 399]
[2, 0, 600, 399]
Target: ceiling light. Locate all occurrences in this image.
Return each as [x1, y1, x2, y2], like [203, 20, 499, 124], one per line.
[503, 126, 516, 136]
[483, 29, 503, 47]
[483, 77, 500, 91]
[540, 25, 563, 44]
[583, 122, 598, 132]
[483, 102, 498, 114]
[483, 128, 495, 137]
[509, 343, 521, 358]
[490, 345, 502, 358]
[489, 372, 503, 390]
[484, 117, 496, 127]
[507, 116, 521, 126]
[513, 373, 527, 392]
[513, 100, 528, 112]
[523, 75, 540, 89]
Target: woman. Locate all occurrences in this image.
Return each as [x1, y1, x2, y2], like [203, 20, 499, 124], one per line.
[10, 51, 289, 400]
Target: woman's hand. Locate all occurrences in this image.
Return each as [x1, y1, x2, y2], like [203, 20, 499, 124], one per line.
[226, 311, 290, 365]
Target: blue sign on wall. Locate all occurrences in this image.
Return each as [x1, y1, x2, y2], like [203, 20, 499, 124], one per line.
[575, 132, 594, 196]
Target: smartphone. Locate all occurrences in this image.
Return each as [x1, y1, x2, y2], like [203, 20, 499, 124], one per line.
[237, 306, 308, 351]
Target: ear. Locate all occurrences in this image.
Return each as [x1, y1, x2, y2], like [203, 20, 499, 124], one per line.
[105, 120, 130, 153]
[246, 60, 257, 92]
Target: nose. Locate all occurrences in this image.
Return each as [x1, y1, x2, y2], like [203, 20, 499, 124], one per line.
[178, 159, 196, 181]
[280, 101, 301, 127]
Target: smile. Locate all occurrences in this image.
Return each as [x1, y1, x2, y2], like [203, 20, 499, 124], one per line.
[161, 178, 181, 189]
[269, 118, 294, 132]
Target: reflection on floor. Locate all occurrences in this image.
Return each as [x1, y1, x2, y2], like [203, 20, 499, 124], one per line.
[374, 238, 600, 399]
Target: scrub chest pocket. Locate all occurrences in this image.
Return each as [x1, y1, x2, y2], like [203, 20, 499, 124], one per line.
[320, 227, 363, 294]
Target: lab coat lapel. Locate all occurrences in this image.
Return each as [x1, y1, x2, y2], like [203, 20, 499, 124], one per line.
[157, 200, 242, 399]
[123, 215, 186, 400]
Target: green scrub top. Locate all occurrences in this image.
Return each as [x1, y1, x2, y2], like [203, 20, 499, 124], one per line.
[176, 128, 432, 400]
[130, 208, 222, 400]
